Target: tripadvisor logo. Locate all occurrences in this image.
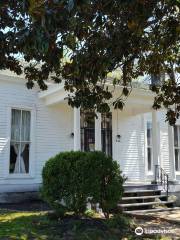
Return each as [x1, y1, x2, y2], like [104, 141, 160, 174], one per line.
[135, 227, 144, 236]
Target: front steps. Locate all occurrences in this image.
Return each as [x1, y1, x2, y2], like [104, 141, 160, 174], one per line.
[124, 207, 180, 215]
[119, 184, 175, 212]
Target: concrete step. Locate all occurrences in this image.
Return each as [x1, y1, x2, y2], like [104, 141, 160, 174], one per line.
[122, 194, 167, 201]
[121, 183, 172, 212]
[118, 200, 175, 209]
[124, 207, 180, 214]
[124, 189, 161, 194]
[124, 183, 162, 191]
[124, 189, 162, 198]
[124, 183, 158, 188]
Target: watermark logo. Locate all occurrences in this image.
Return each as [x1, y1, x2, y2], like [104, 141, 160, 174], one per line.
[135, 227, 143, 236]
[135, 226, 174, 236]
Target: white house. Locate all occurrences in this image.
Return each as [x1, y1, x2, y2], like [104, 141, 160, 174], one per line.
[0, 71, 180, 205]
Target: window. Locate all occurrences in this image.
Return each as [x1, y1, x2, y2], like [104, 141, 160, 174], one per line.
[174, 126, 180, 171]
[9, 109, 31, 174]
[147, 121, 153, 171]
[81, 111, 95, 152]
[80, 111, 112, 156]
[101, 113, 112, 156]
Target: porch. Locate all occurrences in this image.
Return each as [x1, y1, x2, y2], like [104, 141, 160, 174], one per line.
[39, 84, 177, 184]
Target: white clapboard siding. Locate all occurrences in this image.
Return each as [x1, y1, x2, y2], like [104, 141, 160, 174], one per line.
[0, 74, 174, 191]
[0, 77, 73, 189]
[112, 111, 145, 181]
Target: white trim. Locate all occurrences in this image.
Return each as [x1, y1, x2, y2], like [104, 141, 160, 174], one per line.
[173, 125, 180, 174]
[73, 107, 81, 151]
[4, 174, 35, 179]
[152, 110, 160, 169]
[95, 113, 102, 151]
[39, 81, 155, 98]
[5, 105, 36, 179]
[39, 81, 155, 108]
[39, 84, 64, 98]
[168, 125, 176, 180]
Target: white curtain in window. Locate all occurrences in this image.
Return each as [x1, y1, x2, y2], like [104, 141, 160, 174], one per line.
[11, 110, 30, 173]
[13, 143, 19, 173]
[20, 143, 26, 173]
[21, 111, 31, 141]
[13, 143, 26, 173]
[11, 109, 21, 141]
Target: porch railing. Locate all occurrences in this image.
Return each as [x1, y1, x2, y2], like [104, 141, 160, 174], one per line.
[154, 164, 169, 197]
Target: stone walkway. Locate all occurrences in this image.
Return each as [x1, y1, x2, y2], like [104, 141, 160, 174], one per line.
[145, 209, 180, 224]
[127, 208, 180, 239]
[134, 217, 180, 239]
[126, 207, 180, 224]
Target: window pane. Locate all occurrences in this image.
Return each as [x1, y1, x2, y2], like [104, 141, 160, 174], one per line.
[21, 111, 31, 141]
[10, 142, 29, 173]
[21, 143, 29, 173]
[9, 143, 19, 173]
[174, 126, 178, 147]
[83, 128, 95, 152]
[80, 111, 95, 152]
[148, 147, 152, 171]
[101, 113, 112, 156]
[147, 121, 152, 129]
[175, 149, 179, 171]
[147, 129, 151, 146]
[147, 122, 152, 146]
[101, 113, 112, 129]
[10, 109, 30, 174]
[81, 111, 95, 128]
[11, 109, 21, 141]
[178, 126, 180, 148]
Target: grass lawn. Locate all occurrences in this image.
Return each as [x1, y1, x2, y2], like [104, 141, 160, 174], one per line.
[0, 209, 134, 240]
[0, 209, 176, 240]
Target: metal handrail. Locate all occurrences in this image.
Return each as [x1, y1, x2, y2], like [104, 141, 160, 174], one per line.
[154, 164, 169, 197]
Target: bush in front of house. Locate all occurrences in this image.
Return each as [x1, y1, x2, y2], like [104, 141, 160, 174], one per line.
[86, 151, 124, 218]
[41, 151, 124, 218]
[41, 151, 90, 216]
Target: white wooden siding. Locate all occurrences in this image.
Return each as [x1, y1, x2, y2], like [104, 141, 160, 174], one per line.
[112, 111, 145, 181]
[0, 75, 175, 190]
[0, 78, 73, 190]
[112, 110, 171, 181]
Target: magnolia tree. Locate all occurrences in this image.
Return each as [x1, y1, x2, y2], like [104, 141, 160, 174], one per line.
[0, 0, 180, 124]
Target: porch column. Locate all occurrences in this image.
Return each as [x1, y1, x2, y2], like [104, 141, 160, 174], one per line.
[74, 107, 81, 151]
[168, 125, 176, 181]
[152, 110, 160, 169]
[95, 113, 102, 151]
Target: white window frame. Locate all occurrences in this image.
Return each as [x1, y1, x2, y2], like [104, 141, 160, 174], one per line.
[5, 106, 36, 179]
[173, 125, 180, 172]
[145, 120, 153, 174]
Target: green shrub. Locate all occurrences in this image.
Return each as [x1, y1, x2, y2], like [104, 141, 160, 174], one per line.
[41, 151, 124, 218]
[107, 214, 130, 230]
[86, 151, 124, 218]
[41, 151, 90, 216]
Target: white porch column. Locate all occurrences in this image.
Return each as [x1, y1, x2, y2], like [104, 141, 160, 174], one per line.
[95, 113, 102, 151]
[152, 110, 160, 169]
[168, 125, 176, 181]
[74, 107, 81, 151]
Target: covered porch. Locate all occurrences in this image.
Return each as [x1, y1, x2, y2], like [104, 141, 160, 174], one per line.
[39, 84, 177, 184]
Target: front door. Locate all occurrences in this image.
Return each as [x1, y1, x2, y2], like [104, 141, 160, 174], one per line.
[81, 111, 95, 152]
[80, 111, 112, 156]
